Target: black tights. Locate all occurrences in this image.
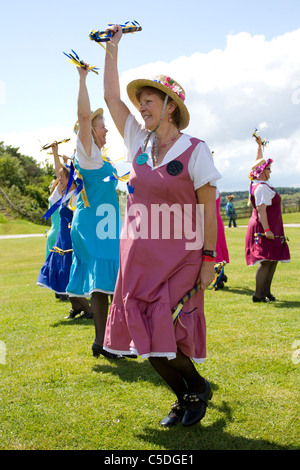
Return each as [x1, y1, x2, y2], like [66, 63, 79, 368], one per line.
[148, 348, 205, 402]
[91, 292, 109, 346]
[255, 260, 278, 298]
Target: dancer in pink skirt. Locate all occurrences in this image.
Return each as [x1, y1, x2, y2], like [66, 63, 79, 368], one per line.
[245, 135, 290, 302]
[216, 189, 229, 263]
[102, 25, 221, 427]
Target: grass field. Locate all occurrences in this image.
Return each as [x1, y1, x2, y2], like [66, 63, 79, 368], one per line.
[0, 216, 299, 451]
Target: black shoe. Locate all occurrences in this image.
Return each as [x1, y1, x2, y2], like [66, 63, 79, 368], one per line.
[91, 342, 124, 360]
[65, 308, 83, 319]
[160, 400, 186, 427]
[80, 312, 93, 319]
[182, 380, 213, 426]
[252, 295, 266, 303]
[265, 294, 276, 301]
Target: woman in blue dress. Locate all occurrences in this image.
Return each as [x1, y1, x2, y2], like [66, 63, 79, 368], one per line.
[37, 142, 93, 318]
[66, 61, 121, 359]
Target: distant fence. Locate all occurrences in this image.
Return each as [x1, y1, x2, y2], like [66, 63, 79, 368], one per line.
[220, 198, 300, 221]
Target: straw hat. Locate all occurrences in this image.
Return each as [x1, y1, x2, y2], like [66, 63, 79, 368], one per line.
[127, 75, 190, 130]
[251, 157, 266, 170]
[73, 108, 103, 134]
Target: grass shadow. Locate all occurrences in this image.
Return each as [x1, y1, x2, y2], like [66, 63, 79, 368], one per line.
[92, 359, 164, 387]
[135, 399, 295, 451]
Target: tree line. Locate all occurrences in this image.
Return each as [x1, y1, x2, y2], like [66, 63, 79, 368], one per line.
[0, 141, 299, 224]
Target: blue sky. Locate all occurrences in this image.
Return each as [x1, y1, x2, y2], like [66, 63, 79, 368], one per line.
[1, 0, 300, 191]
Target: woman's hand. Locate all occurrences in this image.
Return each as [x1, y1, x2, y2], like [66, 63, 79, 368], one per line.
[265, 230, 275, 239]
[255, 135, 262, 147]
[106, 24, 123, 46]
[77, 61, 90, 79]
[50, 141, 59, 156]
[197, 261, 215, 291]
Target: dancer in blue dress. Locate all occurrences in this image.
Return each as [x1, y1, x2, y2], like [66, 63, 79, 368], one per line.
[37, 152, 77, 295]
[66, 61, 121, 359]
[37, 142, 93, 318]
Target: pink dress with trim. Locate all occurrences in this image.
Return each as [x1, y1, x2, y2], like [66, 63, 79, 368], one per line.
[245, 182, 290, 266]
[104, 138, 207, 361]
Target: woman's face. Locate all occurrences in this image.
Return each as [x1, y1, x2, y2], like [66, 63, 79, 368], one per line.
[58, 168, 69, 191]
[138, 89, 165, 131]
[263, 166, 272, 180]
[92, 117, 108, 148]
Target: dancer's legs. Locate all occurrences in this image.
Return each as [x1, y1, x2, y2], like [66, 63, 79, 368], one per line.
[255, 260, 271, 298]
[149, 348, 205, 401]
[70, 297, 92, 313]
[91, 292, 108, 346]
[263, 261, 278, 297]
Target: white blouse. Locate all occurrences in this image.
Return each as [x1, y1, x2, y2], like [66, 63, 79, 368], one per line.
[49, 185, 60, 205]
[253, 180, 276, 206]
[76, 135, 104, 170]
[124, 114, 221, 190]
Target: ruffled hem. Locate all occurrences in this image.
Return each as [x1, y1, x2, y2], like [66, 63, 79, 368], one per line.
[67, 288, 114, 297]
[36, 282, 67, 295]
[247, 258, 291, 266]
[103, 346, 205, 362]
[104, 294, 206, 360]
[66, 257, 119, 296]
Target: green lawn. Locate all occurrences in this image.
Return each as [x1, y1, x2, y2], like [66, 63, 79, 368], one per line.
[0, 218, 299, 451]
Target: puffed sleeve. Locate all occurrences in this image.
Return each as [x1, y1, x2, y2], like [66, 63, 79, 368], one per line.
[75, 135, 104, 169]
[188, 141, 222, 190]
[254, 183, 276, 206]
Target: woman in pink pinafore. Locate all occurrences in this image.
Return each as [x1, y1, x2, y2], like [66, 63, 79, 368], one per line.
[102, 25, 221, 427]
[245, 135, 290, 302]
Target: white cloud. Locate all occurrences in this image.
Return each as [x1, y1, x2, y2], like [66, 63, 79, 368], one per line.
[0, 126, 76, 165]
[2, 29, 300, 192]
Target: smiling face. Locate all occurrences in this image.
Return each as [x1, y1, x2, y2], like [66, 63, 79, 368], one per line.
[58, 167, 69, 192]
[92, 116, 108, 148]
[137, 88, 166, 131]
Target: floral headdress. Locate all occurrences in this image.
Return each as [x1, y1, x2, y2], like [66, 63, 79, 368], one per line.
[247, 158, 273, 206]
[249, 158, 273, 181]
[153, 76, 186, 102]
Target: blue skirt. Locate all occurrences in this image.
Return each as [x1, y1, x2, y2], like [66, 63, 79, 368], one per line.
[66, 160, 121, 296]
[37, 203, 73, 294]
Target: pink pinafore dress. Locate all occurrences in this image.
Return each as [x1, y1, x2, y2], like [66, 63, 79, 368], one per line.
[104, 138, 206, 361]
[245, 182, 290, 266]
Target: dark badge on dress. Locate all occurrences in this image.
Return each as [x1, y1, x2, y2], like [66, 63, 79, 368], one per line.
[167, 161, 183, 176]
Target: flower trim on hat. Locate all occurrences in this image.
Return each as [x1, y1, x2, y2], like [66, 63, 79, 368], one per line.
[249, 158, 273, 181]
[154, 76, 185, 101]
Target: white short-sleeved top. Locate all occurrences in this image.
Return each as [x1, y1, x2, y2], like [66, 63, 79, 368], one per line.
[124, 114, 221, 190]
[253, 180, 276, 206]
[76, 135, 104, 169]
[49, 185, 61, 205]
